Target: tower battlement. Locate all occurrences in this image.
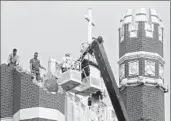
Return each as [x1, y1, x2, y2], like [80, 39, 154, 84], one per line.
[119, 8, 167, 121]
[119, 8, 163, 40]
[119, 8, 164, 58]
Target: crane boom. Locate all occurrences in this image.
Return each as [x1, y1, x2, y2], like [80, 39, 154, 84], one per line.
[80, 36, 130, 121]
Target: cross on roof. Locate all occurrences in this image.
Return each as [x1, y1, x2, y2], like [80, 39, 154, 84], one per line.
[84, 8, 96, 44]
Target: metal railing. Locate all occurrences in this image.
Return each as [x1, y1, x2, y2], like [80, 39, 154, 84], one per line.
[60, 59, 81, 72]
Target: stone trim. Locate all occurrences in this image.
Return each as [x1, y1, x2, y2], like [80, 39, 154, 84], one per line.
[119, 76, 167, 92]
[0, 117, 13, 121]
[118, 51, 165, 65]
[13, 107, 65, 121]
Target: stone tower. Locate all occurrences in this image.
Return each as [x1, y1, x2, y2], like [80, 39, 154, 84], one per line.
[118, 8, 168, 121]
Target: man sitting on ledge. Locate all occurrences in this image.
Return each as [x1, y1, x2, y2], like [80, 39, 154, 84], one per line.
[7, 48, 20, 68]
[30, 52, 46, 81]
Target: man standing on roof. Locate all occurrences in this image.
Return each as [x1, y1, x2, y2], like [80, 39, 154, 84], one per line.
[30, 52, 46, 81]
[7, 48, 20, 67]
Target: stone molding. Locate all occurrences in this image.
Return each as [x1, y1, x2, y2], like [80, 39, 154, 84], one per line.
[13, 107, 65, 121]
[119, 76, 168, 93]
[0, 117, 13, 121]
[118, 51, 165, 65]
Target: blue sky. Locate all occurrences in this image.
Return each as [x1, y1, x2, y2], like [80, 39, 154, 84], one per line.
[1, 1, 170, 120]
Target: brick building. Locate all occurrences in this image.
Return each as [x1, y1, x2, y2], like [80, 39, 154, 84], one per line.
[1, 8, 167, 121]
[1, 64, 65, 121]
[0, 64, 117, 121]
[118, 8, 168, 121]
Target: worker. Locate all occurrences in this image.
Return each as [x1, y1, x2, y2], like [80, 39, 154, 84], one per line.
[30, 52, 46, 81]
[61, 53, 73, 72]
[92, 90, 103, 102]
[7, 48, 20, 67]
[80, 42, 89, 53]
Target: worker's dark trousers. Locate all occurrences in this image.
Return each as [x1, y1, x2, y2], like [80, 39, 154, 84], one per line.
[8, 63, 17, 68]
[31, 70, 41, 81]
[61, 67, 69, 73]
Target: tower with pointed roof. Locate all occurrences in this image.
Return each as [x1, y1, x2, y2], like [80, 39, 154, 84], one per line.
[118, 8, 168, 121]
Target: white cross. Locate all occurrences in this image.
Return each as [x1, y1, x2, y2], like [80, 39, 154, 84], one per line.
[84, 8, 96, 44]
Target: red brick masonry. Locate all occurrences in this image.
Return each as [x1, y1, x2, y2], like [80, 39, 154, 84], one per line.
[1, 64, 65, 120]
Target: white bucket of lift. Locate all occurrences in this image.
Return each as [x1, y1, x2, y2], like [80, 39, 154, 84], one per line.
[72, 65, 102, 96]
[57, 60, 82, 92]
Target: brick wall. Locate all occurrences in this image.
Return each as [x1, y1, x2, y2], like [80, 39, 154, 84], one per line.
[119, 23, 163, 58]
[1, 64, 14, 118]
[13, 70, 65, 114]
[1, 64, 65, 120]
[120, 85, 165, 121]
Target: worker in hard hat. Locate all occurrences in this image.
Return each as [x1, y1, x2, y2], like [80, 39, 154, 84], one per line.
[80, 42, 89, 53]
[30, 52, 46, 81]
[61, 53, 73, 72]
